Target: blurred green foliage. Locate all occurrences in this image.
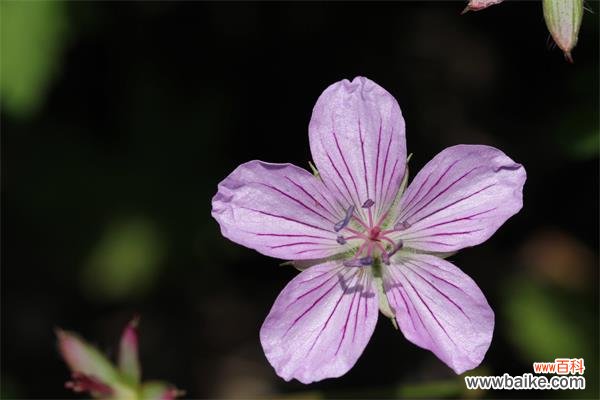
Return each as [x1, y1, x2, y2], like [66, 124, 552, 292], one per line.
[0, 0, 67, 117]
[503, 277, 597, 398]
[504, 278, 590, 360]
[80, 218, 166, 302]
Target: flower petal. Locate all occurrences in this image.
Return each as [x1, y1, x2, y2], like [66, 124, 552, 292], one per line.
[383, 253, 494, 374]
[393, 145, 525, 252]
[260, 261, 378, 383]
[212, 161, 347, 259]
[309, 77, 406, 222]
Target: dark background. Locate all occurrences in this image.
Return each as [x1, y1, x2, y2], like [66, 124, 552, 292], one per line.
[1, 1, 598, 399]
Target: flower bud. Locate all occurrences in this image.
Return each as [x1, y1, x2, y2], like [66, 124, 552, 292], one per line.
[543, 0, 584, 62]
[461, 0, 504, 14]
[56, 328, 120, 386]
[118, 316, 141, 385]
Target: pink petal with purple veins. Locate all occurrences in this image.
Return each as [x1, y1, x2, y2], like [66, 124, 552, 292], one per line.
[393, 145, 525, 252]
[212, 161, 346, 259]
[309, 77, 406, 222]
[383, 253, 494, 374]
[260, 261, 378, 383]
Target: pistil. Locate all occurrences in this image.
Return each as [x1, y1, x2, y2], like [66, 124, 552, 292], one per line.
[333, 200, 405, 267]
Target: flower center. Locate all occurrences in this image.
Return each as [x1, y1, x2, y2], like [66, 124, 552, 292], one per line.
[368, 226, 381, 241]
[334, 199, 404, 267]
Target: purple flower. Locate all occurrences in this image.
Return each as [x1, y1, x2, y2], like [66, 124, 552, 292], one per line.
[212, 77, 526, 383]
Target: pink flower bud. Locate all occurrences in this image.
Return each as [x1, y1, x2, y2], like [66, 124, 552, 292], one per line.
[461, 0, 504, 14]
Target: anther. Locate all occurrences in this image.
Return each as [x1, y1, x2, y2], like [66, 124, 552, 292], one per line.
[381, 251, 390, 265]
[361, 198, 375, 208]
[387, 240, 404, 258]
[343, 256, 373, 268]
[334, 205, 355, 232]
[336, 235, 347, 245]
[360, 256, 373, 266]
[343, 259, 363, 268]
[394, 220, 411, 230]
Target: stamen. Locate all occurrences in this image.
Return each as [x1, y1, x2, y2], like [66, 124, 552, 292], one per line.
[381, 251, 390, 265]
[343, 258, 362, 267]
[394, 220, 411, 230]
[336, 235, 347, 245]
[387, 239, 404, 258]
[344, 256, 373, 267]
[381, 236, 396, 247]
[375, 208, 391, 227]
[360, 256, 373, 266]
[361, 198, 375, 208]
[375, 242, 390, 264]
[334, 205, 355, 232]
[351, 215, 370, 230]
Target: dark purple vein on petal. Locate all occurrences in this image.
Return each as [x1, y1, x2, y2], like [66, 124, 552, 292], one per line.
[255, 182, 335, 223]
[374, 120, 382, 213]
[395, 268, 438, 346]
[337, 270, 365, 354]
[283, 268, 353, 338]
[398, 170, 433, 222]
[325, 150, 355, 207]
[378, 128, 395, 217]
[400, 269, 460, 349]
[404, 262, 471, 322]
[332, 127, 362, 207]
[324, 178, 353, 211]
[285, 177, 340, 221]
[254, 232, 335, 240]
[308, 269, 358, 354]
[293, 247, 340, 255]
[358, 118, 370, 199]
[404, 228, 485, 241]
[307, 180, 345, 219]
[298, 267, 341, 286]
[282, 275, 340, 335]
[352, 272, 367, 343]
[385, 266, 418, 333]
[381, 157, 400, 214]
[403, 183, 495, 225]
[397, 160, 461, 223]
[403, 208, 497, 236]
[269, 242, 327, 249]
[241, 207, 331, 233]
[406, 240, 454, 247]
[409, 259, 474, 300]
